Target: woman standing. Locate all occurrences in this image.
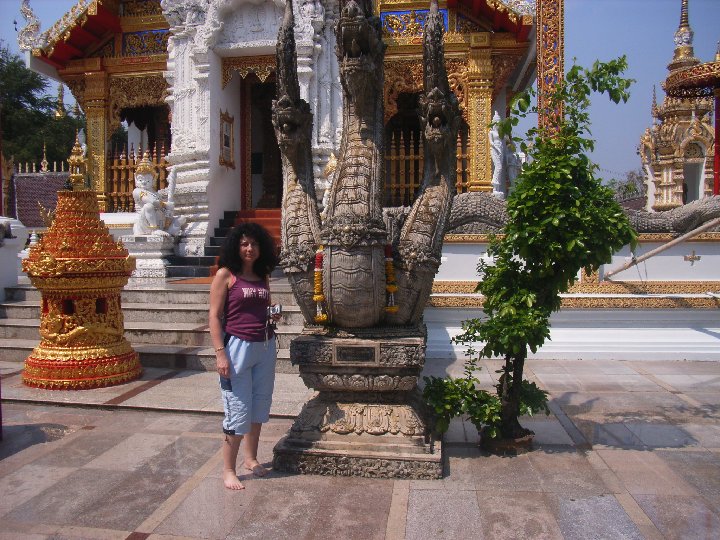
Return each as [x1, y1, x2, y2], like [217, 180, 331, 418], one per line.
[209, 222, 280, 490]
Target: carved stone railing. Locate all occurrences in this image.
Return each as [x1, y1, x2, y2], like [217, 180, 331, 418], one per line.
[106, 144, 168, 213]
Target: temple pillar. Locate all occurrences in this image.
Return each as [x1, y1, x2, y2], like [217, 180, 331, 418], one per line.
[84, 71, 109, 211]
[537, 0, 564, 130]
[715, 87, 719, 195]
[466, 40, 493, 191]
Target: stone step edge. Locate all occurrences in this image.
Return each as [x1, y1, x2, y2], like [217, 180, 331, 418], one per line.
[0, 396, 298, 420]
[0, 319, 305, 334]
[0, 301, 303, 313]
[0, 340, 291, 362]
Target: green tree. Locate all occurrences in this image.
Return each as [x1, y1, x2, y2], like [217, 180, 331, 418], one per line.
[0, 40, 83, 166]
[606, 168, 645, 202]
[424, 58, 637, 442]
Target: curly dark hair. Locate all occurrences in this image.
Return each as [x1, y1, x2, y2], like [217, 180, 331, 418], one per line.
[217, 222, 278, 278]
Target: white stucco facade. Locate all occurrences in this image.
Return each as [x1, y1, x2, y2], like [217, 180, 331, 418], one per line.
[160, 0, 342, 255]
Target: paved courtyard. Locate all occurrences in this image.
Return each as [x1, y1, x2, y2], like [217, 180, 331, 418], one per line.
[1, 358, 720, 539]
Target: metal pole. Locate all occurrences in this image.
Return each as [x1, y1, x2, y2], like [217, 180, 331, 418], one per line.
[603, 216, 720, 280]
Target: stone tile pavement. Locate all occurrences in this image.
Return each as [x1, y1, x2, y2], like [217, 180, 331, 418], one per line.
[1, 358, 720, 539]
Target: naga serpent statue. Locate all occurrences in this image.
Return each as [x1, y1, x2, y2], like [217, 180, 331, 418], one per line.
[272, 0, 457, 479]
[273, 0, 460, 329]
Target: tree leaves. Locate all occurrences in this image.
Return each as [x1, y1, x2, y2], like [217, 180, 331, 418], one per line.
[425, 58, 638, 439]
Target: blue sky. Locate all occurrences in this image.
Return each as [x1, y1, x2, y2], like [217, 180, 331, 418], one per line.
[1, 0, 718, 179]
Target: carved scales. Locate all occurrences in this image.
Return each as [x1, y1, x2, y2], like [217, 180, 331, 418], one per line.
[273, 0, 460, 329]
[272, 0, 459, 479]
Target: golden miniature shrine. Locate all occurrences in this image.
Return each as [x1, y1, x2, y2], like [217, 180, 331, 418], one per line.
[21, 139, 140, 390]
[639, 0, 717, 211]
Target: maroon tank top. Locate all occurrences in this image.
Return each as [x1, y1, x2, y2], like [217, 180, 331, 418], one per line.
[223, 275, 272, 342]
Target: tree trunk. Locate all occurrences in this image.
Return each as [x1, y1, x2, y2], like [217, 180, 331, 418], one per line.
[498, 349, 534, 440]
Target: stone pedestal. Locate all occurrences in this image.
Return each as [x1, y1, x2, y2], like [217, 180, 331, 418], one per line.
[121, 235, 175, 287]
[273, 326, 442, 479]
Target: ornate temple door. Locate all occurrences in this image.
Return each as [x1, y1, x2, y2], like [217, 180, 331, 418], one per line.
[241, 75, 282, 209]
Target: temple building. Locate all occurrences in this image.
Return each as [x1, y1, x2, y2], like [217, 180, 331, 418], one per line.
[18, 0, 537, 256]
[639, 0, 716, 212]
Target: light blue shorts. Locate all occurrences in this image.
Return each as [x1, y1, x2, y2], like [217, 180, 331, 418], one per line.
[220, 334, 277, 436]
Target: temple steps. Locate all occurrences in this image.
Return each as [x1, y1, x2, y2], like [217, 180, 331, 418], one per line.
[3, 281, 299, 307]
[0, 301, 306, 326]
[0, 339, 296, 373]
[166, 209, 282, 278]
[0, 274, 303, 374]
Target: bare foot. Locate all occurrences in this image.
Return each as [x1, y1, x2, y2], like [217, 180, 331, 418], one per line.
[244, 460, 268, 477]
[223, 470, 245, 490]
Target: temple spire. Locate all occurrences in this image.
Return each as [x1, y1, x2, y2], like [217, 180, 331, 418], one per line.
[55, 84, 65, 118]
[651, 85, 658, 123]
[679, 0, 689, 28]
[670, 0, 697, 70]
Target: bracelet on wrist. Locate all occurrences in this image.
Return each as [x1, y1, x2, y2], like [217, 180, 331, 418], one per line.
[215, 346, 225, 352]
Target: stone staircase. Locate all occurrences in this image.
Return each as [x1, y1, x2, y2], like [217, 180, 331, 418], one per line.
[0, 273, 304, 374]
[167, 209, 282, 278]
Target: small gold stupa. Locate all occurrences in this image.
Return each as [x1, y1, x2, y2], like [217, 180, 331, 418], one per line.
[21, 136, 141, 389]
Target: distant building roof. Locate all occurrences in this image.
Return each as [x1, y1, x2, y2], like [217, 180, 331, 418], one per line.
[12, 173, 69, 228]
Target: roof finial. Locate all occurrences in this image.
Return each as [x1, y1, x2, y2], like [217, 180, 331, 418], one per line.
[651, 85, 658, 122]
[55, 84, 65, 118]
[670, 0, 695, 68]
[679, 0, 689, 28]
[40, 142, 49, 172]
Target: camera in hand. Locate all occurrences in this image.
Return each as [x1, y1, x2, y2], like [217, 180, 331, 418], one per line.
[267, 304, 282, 330]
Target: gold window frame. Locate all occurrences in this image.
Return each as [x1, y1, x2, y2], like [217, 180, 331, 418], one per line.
[220, 109, 235, 169]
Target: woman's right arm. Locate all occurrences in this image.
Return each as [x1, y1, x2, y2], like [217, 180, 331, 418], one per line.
[209, 267, 232, 378]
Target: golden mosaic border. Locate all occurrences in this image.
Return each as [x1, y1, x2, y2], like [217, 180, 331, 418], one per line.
[428, 294, 720, 310]
[432, 280, 720, 295]
[443, 232, 720, 243]
[221, 56, 275, 89]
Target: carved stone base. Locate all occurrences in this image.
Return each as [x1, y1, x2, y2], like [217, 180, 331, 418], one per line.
[272, 392, 442, 479]
[121, 235, 175, 287]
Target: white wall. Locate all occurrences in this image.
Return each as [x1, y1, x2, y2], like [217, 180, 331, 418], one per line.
[207, 52, 243, 235]
[436, 239, 720, 283]
[425, 307, 720, 361]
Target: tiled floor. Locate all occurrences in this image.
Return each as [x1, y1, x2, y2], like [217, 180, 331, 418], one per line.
[1, 358, 720, 539]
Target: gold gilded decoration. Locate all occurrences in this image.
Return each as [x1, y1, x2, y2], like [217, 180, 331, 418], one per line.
[123, 30, 169, 57]
[384, 59, 423, 123]
[536, 0, 564, 130]
[22, 189, 141, 390]
[384, 59, 467, 123]
[135, 150, 155, 176]
[382, 10, 430, 37]
[468, 89, 493, 191]
[428, 293, 720, 309]
[108, 73, 168, 133]
[432, 279, 720, 296]
[219, 110, 235, 169]
[123, 0, 163, 17]
[492, 54, 524, 99]
[222, 56, 276, 89]
[456, 15, 484, 34]
[64, 77, 87, 109]
[32, 0, 95, 57]
[665, 61, 720, 98]
[67, 132, 87, 190]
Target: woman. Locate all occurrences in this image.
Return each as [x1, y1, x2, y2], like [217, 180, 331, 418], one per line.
[209, 222, 280, 490]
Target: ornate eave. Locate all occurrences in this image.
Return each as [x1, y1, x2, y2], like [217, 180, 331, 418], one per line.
[664, 60, 720, 98]
[31, 0, 122, 69]
[448, 0, 534, 41]
[380, 0, 534, 41]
